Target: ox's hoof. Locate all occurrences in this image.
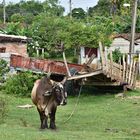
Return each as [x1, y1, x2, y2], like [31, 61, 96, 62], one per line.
[50, 124, 56, 130]
[40, 125, 48, 130]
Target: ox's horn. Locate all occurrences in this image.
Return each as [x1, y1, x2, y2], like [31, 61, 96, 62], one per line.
[61, 77, 67, 84]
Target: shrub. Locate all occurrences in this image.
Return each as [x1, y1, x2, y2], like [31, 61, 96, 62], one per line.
[72, 56, 78, 63]
[0, 97, 8, 124]
[0, 59, 9, 83]
[112, 48, 123, 63]
[3, 72, 40, 97]
[108, 48, 123, 63]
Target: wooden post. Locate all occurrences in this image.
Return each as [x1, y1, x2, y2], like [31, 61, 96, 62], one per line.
[130, 61, 136, 87]
[3, 0, 6, 24]
[129, 0, 138, 62]
[99, 42, 106, 70]
[125, 55, 129, 83]
[104, 47, 108, 73]
[42, 48, 44, 58]
[36, 48, 39, 57]
[63, 51, 71, 77]
[132, 62, 138, 88]
[139, 53, 140, 75]
[122, 54, 126, 81]
[110, 51, 113, 77]
[119, 57, 122, 80]
[128, 59, 133, 84]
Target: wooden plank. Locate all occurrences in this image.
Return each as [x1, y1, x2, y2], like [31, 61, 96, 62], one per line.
[68, 69, 103, 80]
[107, 60, 123, 70]
[86, 53, 96, 66]
[85, 81, 121, 86]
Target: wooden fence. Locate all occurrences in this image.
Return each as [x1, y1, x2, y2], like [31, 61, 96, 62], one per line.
[99, 42, 138, 89]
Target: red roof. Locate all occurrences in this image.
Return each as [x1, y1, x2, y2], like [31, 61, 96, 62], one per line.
[0, 34, 31, 43]
[113, 33, 140, 41]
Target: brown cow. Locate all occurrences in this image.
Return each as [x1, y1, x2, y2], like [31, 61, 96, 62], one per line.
[31, 76, 67, 129]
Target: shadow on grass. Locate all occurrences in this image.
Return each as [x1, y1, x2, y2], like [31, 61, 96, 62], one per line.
[77, 85, 124, 96]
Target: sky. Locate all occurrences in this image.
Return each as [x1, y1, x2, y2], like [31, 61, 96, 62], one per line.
[1, 0, 99, 14]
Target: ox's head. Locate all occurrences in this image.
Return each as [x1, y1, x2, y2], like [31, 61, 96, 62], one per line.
[53, 77, 67, 106]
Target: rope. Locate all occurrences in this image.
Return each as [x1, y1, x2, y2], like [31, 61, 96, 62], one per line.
[63, 85, 83, 124]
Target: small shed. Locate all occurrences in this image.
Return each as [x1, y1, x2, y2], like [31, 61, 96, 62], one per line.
[79, 46, 100, 65]
[0, 34, 29, 63]
[108, 33, 140, 53]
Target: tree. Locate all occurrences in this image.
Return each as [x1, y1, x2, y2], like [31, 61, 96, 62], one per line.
[72, 8, 86, 19]
[88, 0, 111, 17]
[10, 13, 24, 23]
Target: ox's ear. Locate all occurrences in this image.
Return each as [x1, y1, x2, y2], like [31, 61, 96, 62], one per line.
[61, 77, 67, 84]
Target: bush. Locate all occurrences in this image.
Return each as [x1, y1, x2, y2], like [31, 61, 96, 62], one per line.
[0, 59, 9, 83]
[3, 72, 40, 97]
[0, 97, 8, 124]
[72, 56, 78, 63]
[108, 48, 123, 63]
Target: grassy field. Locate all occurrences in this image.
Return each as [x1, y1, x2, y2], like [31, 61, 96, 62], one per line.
[0, 89, 140, 140]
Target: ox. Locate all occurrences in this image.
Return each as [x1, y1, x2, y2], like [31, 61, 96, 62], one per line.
[31, 76, 67, 129]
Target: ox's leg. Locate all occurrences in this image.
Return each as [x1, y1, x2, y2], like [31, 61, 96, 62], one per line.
[49, 107, 57, 129]
[37, 108, 48, 129]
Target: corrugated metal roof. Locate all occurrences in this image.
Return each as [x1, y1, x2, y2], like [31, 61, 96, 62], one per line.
[113, 33, 140, 41]
[0, 34, 31, 43]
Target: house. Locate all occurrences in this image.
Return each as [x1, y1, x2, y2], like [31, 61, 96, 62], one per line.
[79, 33, 140, 66]
[0, 34, 30, 63]
[108, 33, 140, 53]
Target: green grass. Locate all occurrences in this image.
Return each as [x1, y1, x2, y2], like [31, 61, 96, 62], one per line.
[1, 89, 140, 140]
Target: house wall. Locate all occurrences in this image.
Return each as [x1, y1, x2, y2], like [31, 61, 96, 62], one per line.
[109, 38, 130, 53]
[109, 37, 140, 53]
[135, 39, 140, 53]
[0, 53, 11, 64]
[0, 42, 28, 57]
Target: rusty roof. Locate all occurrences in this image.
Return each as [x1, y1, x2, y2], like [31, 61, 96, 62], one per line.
[0, 34, 31, 43]
[113, 33, 140, 41]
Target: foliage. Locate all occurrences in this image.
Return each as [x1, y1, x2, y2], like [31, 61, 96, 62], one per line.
[88, 0, 131, 17]
[0, 0, 140, 61]
[88, 0, 111, 17]
[10, 13, 24, 23]
[0, 97, 8, 124]
[72, 8, 86, 19]
[0, 0, 64, 23]
[112, 48, 123, 63]
[0, 22, 26, 35]
[0, 59, 9, 83]
[3, 72, 40, 97]
[29, 15, 114, 58]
